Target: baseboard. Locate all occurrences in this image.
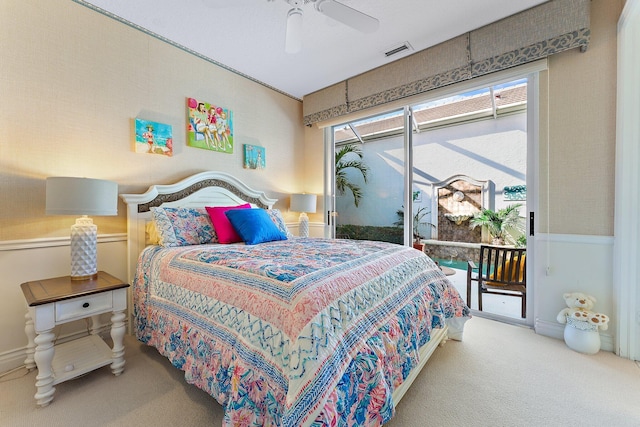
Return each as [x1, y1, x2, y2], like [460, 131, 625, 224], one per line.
[535, 318, 614, 353]
[0, 347, 27, 375]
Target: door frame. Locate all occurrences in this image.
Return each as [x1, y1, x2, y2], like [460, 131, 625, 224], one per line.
[614, 0, 640, 360]
[323, 62, 546, 327]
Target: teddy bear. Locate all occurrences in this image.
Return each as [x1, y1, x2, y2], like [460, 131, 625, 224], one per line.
[557, 292, 610, 330]
[570, 309, 610, 331]
[557, 292, 595, 323]
[557, 292, 609, 354]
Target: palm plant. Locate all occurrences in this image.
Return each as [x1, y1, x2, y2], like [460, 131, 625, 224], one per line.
[394, 191, 434, 241]
[469, 204, 523, 245]
[335, 144, 369, 207]
[395, 206, 432, 240]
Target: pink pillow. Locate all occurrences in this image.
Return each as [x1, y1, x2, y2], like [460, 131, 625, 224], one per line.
[205, 204, 251, 243]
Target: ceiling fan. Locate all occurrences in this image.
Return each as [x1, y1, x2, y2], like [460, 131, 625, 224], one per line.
[279, 0, 380, 53]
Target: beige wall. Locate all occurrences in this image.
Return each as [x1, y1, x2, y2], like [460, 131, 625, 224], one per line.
[0, 0, 305, 242]
[540, 0, 622, 236]
[535, 0, 622, 345]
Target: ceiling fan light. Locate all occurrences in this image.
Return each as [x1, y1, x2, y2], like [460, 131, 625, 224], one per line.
[314, 0, 379, 33]
[285, 8, 303, 54]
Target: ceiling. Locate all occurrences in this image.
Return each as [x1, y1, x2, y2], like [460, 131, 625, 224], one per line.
[79, 0, 548, 100]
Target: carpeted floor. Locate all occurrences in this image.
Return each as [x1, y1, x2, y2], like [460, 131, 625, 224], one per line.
[1, 317, 639, 426]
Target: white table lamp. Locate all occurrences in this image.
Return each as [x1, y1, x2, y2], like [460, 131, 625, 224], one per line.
[46, 177, 118, 280]
[290, 193, 317, 238]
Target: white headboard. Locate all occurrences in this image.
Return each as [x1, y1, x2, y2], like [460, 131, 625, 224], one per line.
[120, 171, 277, 288]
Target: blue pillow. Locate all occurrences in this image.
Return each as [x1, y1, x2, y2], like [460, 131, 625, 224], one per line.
[225, 208, 288, 245]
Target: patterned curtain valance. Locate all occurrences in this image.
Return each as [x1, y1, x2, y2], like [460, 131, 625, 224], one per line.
[303, 0, 590, 126]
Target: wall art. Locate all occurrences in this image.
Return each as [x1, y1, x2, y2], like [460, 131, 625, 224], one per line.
[187, 97, 234, 153]
[243, 144, 265, 169]
[135, 118, 173, 156]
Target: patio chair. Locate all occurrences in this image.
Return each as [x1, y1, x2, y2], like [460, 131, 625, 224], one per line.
[466, 245, 526, 318]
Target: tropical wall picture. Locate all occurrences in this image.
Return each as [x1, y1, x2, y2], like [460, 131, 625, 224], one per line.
[187, 97, 234, 153]
[135, 118, 173, 156]
[243, 144, 266, 169]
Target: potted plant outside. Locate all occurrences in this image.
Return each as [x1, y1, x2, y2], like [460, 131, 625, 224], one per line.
[468, 204, 524, 246]
[394, 192, 434, 249]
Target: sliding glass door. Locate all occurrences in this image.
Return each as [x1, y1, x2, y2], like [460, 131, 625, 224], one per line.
[329, 108, 413, 245]
[324, 72, 536, 325]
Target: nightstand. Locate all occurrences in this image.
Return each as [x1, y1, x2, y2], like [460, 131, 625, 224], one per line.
[21, 271, 129, 407]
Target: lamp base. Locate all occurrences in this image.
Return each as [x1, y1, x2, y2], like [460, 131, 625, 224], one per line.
[298, 212, 309, 238]
[70, 216, 98, 280]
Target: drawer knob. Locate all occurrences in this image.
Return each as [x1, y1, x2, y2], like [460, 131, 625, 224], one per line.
[82, 302, 90, 308]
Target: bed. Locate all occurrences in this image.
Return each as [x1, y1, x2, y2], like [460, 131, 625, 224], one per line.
[121, 171, 470, 426]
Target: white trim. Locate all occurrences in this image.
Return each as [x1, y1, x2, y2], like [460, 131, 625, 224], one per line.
[471, 309, 529, 327]
[0, 347, 27, 375]
[404, 106, 413, 246]
[526, 71, 540, 326]
[535, 319, 614, 353]
[535, 233, 614, 246]
[325, 127, 337, 239]
[0, 234, 127, 251]
[614, 0, 640, 361]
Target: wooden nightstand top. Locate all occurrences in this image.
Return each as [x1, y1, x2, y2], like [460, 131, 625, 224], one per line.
[21, 271, 129, 307]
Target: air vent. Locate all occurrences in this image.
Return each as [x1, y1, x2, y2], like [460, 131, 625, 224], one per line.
[383, 42, 413, 58]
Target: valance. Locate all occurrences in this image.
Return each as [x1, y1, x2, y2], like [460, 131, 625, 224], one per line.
[303, 0, 590, 126]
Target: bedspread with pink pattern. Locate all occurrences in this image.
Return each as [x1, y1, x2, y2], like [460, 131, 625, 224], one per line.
[134, 237, 470, 426]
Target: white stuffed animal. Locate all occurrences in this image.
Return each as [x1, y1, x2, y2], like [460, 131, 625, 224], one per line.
[557, 292, 609, 354]
[557, 292, 595, 323]
[570, 309, 610, 331]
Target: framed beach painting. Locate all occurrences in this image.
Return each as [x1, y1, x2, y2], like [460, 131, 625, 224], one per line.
[135, 119, 173, 156]
[243, 144, 265, 169]
[187, 97, 234, 153]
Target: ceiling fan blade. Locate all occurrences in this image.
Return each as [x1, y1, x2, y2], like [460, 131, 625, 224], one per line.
[314, 0, 379, 33]
[285, 8, 304, 54]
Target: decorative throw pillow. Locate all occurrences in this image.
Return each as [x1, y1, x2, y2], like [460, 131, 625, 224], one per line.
[205, 203, 251, 244]
[145, 220, 160, 245]
[266, 209, 294, 239]
[225, 208, 288, 245]
[150, 207, 217, 247]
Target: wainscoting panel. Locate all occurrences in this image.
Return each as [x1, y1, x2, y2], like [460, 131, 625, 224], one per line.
[533, 233, 614, 352]
[0, 235, 127, 373]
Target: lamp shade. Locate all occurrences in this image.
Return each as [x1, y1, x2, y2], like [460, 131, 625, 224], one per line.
[46, 177, 118, 280]
[290, 193, 317, 213]
[46, 177, 118, 216]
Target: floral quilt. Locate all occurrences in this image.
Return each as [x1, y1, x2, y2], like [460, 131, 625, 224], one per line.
[133, 238, 470, 426]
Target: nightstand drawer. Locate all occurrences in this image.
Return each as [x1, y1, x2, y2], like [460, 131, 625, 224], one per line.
[55, 292, 113, 323]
